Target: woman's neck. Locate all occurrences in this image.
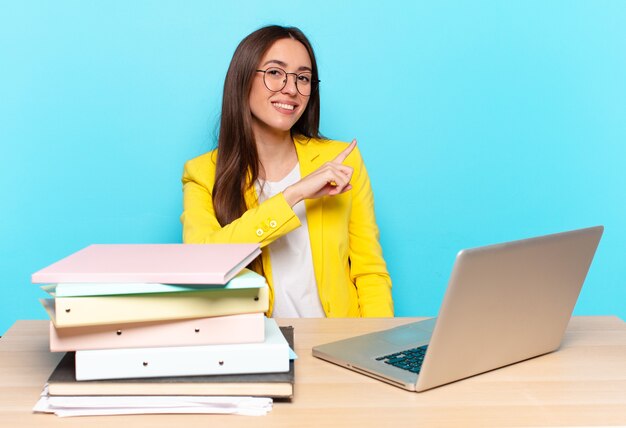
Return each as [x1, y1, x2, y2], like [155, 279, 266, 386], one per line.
[253, 126, 298, 182]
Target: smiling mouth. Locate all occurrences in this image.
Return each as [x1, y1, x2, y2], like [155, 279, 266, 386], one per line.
[272, 102, 296, 111]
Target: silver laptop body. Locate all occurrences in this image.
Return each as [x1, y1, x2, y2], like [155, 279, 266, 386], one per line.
[312, 226, 603, 392]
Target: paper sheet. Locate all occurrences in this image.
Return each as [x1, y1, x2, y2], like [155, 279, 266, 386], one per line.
[33, 386, 272, 417]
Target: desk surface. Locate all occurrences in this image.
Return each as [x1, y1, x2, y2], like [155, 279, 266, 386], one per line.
[1, 317, 625, 427]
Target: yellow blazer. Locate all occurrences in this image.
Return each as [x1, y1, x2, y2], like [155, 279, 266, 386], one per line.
[181, 136, 393, 317]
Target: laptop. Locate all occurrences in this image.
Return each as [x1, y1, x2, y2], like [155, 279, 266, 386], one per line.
[312, 225, 603, 392]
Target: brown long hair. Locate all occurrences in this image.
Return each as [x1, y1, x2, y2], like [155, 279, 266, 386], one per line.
[213, 25, 322, 228]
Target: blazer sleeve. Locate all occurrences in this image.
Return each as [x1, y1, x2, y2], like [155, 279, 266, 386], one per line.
[347, 147, 394, 317]
[181, 153, 302, 246]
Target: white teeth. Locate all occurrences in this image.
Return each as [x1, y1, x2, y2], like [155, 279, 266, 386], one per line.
[272, 102, 295, 111]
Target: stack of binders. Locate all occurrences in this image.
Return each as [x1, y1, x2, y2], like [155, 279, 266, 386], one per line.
[32, 244, 294, 401]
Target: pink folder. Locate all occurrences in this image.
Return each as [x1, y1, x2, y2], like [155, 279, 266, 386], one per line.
[49, 313, 265, 352]
[32, 244, 261, 284]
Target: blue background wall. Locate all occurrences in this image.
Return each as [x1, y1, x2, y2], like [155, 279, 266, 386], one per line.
[1, 1, 624, 334]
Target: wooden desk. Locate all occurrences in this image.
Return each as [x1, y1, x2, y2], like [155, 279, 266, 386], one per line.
[1, 317, 625, 427]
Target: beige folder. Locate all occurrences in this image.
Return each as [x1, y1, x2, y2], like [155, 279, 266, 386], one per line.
[41, 285, 269, 328]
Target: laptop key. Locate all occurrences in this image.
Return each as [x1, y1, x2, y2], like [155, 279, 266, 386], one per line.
[377, 345, 428, 374]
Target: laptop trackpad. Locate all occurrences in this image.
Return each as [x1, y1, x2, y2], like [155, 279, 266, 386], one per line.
[382, 319, 435, 347]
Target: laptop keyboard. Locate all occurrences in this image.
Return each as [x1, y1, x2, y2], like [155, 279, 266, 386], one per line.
[375, 345, 428, 374]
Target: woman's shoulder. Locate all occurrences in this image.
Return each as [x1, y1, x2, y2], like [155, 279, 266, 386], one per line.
[294, 135, 364, 168]
[184, 149, 218, 170]
[294, 134, 346, 147]
[294, 135, 361, 157]
[182, 149, 218, 183]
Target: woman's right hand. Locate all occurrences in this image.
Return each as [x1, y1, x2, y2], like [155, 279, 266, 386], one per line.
[283, 139, 357, 206]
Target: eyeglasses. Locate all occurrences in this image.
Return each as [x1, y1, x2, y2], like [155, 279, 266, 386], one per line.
[255, 67, 319, 96]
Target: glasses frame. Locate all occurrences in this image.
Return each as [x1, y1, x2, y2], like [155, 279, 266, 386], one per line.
[255, 67, 320, 96]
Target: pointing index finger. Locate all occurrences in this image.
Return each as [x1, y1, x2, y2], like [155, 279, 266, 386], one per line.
[333, 139, 357, 164]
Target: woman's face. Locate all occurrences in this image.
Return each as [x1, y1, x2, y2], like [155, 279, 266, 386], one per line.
[249, 38, 312, 137]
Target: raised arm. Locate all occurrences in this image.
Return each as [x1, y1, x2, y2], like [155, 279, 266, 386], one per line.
[283, 139, 357, 205]
[181, 152, 302, 246]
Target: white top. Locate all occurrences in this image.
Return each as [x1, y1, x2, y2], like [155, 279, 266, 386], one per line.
[256, 164, 325, 318]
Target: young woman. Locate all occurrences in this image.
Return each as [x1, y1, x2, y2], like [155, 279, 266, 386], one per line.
[181, 25, 393, 318]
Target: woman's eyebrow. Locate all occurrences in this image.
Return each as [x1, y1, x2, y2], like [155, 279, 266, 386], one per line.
[262, 59, 312, 72]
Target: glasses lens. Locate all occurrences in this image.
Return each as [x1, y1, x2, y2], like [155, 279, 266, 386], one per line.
[263, 68, 286, 92]
[296, 72, 313, 96]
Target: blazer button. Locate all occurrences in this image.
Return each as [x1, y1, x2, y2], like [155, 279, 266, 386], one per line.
[269, 220, 277, 228]
[256, 228, 264, 237]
